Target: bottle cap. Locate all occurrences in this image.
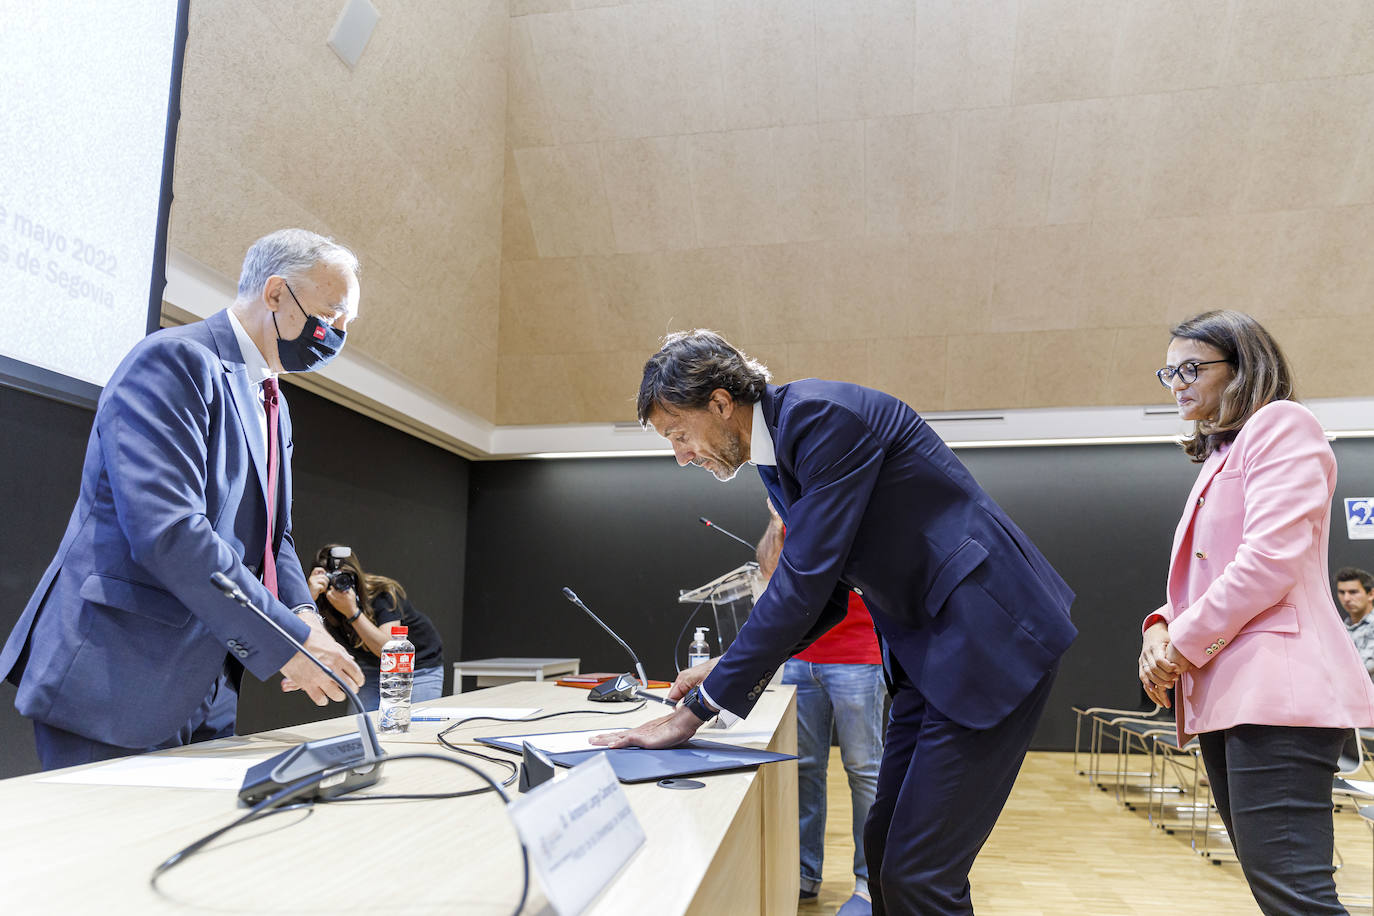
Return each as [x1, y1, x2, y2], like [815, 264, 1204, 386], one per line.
[694, 627, 709, 639]
[391, 626, 408, 636]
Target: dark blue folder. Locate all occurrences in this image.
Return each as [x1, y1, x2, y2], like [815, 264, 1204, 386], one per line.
[477, 729, 797, 783]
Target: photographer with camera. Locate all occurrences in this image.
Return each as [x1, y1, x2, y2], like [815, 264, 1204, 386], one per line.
[309, 545, 445, 711]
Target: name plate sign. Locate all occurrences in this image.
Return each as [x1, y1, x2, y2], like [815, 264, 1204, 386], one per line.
[506, 753, 645, 915]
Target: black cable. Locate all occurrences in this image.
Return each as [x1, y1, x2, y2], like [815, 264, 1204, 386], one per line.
[150, 752, 529, 916]
[434, 700, 649, 744]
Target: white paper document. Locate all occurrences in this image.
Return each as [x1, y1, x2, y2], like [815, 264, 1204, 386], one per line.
[496, 729, 626, 754]
[407, 706, 542, 722]
[39, 755, 257, 790]
[507, 753, 645, 916]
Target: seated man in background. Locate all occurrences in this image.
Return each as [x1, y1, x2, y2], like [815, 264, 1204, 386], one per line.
[0, 228, 364, 769]
[758, 499, 884, 916]
[1336, 567, 1374, 682]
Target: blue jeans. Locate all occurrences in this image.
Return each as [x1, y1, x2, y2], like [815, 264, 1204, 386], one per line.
[783, 658, 885, 897]
[358, 665, 445, 712]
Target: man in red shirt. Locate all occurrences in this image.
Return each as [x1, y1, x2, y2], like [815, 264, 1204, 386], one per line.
[758, 500, 883, 916]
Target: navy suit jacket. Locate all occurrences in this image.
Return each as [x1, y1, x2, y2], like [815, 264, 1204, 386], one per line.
[702, 381, 1077, 730]
[0, 310, 314, 747]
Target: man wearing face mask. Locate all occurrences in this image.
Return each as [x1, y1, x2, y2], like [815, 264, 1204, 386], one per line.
[0, 228, 366, 770]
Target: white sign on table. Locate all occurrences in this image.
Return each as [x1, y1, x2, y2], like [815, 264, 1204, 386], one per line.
[506, 753, 645, 916]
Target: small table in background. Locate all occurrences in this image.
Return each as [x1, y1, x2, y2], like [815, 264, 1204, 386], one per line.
[451, 656, 580, 693]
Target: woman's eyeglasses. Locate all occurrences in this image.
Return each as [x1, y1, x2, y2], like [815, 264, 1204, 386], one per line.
[1156, 359, 1230, 388]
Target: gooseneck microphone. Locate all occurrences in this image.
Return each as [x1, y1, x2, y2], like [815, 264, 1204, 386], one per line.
[698, 517, 757, 555]
[210, 571, 383, 805]
[561, 586, 648, 689]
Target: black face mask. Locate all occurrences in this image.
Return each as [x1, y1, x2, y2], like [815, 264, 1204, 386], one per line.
[273, 280, 346, 372]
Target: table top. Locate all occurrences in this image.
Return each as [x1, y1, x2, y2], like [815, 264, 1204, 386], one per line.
[1, 680, 794, 914]
[453, 657, 580, 669]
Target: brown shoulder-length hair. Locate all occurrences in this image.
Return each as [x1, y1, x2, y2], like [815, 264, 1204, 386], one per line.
[313, 544, 406, 645]
[1170, 310, 1296, 463]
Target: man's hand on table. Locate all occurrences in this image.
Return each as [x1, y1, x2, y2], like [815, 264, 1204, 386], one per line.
[591, 705, 705, 749]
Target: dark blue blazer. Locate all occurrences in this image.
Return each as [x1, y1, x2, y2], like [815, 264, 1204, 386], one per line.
[0, 310, 314, 747]
[702, 381, 1077, 730]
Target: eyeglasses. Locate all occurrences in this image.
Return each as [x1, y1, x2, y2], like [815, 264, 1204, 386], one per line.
[1156, 359, 1230, 388]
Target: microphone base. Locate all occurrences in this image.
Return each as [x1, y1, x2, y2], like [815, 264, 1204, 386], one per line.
[238, 733, 382, 806]
[587, 673, 640, 702]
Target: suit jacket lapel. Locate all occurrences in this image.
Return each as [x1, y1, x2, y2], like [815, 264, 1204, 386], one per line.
[208, 311, 271, 503]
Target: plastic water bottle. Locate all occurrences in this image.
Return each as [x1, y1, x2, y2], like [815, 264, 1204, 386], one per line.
[378, 625, 414, 734]
[688, 627, 711, 668]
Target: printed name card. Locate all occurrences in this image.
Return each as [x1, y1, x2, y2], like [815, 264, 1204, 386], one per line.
[506, 753, 645, 915]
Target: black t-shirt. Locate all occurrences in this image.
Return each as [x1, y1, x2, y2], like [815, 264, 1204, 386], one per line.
[321, 592, 444, 672]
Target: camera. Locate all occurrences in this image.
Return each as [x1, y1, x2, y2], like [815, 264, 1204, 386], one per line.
[324, 545, 356, 593]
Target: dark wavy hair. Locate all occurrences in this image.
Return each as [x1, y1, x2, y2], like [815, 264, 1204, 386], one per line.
[636, 330, 771, 424]
[1170, 310, 1296, 463]
[1337, 567, 1374, 593]
[313, 544, 406, 647]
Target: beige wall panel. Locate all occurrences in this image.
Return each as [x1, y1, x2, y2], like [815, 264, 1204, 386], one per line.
[655, 248, 748, 341]
[864, 112, 959, 236]
[955, 105, 1059, 230]
[524, 7, 627, 144]
[1164, 212, 1287, 321]
[617, 1, 726, 139]
[913, 0, 1017, 113]
[867, 336, 948, 412]
[577, 253, 669, 351]
[988, 224, 1090, 334]
[1109, 0, 1229, 95]
[786, 338, 871, 386]
[496, 353, 580, 423]
[1077, 219, 1185, 332]
[512, 0, 571, 16]
[687, 130, 783, 247]
[773, 122, 866, 243]
[1241, 75, 1374, 213]
[346, 261, 424, 370]
[1011, 0, 1124, 105]
[815, 0, 917, 122]
[737, 243, 832, 343]
[1265, 316, 1374, 399]
[1105, 326, 1175, 407]
[566, 348, 647, 421]
[826, 238, 921, 341]
[514, 144, 616, 257]
[501, 148, 541, 263]
[907, 232, 999, 337]
[599, 137, 698, 253]
[717, 0, 819, 130]
[508, 17, 557, 148]
[1048, 96, 1160, 225]
[1258, 206, 1374, 322]
[498, 257, 595, 354]
[1141, 87, 1262, 218]
[1220, 0, 1373, 85]
[1023, 328, 1117, 408]
[943, 332, 1030, 410]
[735, 340, 793, 388]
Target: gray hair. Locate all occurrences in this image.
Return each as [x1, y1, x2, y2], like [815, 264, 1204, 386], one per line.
[235, 228, 360, 302]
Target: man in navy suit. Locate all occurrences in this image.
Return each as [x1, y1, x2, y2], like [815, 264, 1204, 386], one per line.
[596, 330, 1077, 915]
[1, 229, 365, 770]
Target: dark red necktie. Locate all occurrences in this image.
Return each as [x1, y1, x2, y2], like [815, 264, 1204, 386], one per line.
[261, 377, 279, 597]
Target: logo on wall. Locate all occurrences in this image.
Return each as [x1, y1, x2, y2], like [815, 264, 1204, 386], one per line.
[1345, 498, 1374, 540]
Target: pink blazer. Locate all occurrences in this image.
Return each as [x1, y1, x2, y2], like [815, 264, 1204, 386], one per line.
[1149, 400, 1374, 743]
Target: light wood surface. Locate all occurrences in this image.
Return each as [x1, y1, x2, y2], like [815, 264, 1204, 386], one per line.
[0, 681, 797, 914]
[806, 748, 1374, 915]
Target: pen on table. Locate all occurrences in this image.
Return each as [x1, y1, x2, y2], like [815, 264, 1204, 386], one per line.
[411, 715, 451, 722]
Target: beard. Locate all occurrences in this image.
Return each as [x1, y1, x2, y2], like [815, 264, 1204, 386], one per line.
[701, 430, 747, 481]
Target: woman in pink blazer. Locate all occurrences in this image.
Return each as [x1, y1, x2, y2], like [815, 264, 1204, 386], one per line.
[1140, 310, 1374, 916]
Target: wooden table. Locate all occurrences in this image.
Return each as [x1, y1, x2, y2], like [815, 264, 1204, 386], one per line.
[451, 657, 581, 692]
[1, 681, 797, 914]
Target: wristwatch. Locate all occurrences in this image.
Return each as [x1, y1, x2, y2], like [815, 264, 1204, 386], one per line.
[681, 686, 717, 723]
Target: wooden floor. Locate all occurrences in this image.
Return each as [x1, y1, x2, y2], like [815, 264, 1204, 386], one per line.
[801, 749, 1374, 915]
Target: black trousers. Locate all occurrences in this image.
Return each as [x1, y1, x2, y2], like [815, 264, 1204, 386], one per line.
[1198, 724, 1348, 916]
[864, 662, 1056, 915]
